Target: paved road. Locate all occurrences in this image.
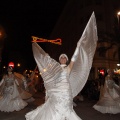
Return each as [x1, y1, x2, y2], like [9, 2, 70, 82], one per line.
[0, 92, 120, 120]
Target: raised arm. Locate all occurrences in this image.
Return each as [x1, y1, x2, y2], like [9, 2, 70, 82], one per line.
[69, 41, 81, 70]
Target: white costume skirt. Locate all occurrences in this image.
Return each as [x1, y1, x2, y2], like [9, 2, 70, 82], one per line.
[93, 97, 120, 114]
[0, 86, 28, 112]
[25, 90, 81, 120]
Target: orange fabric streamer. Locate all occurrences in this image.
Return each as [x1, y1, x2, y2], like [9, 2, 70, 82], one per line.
[32, 36, 62, 45]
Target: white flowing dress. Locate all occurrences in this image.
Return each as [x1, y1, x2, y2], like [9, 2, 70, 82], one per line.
[0, 75, 28, 112]
[25, 12, 98, 120]
[26, 65, 81, 120]
[93, 78, 120, 114]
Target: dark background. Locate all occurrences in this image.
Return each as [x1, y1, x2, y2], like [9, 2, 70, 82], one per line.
[0, 0, 68, 70]
[0, 0, 120, 72]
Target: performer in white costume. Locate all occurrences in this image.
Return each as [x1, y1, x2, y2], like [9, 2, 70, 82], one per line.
[93, 69, 120, 114]
[27, 66, 38, 95]
[25, 12, 98, 120]
[0, 66, 28, 112]
[14, 72, 35, 102]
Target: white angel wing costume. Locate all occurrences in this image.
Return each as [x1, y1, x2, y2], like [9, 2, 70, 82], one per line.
[32, 43, 62, 91]
[32, 12, 98, 98]
[69, 12, 98, 97]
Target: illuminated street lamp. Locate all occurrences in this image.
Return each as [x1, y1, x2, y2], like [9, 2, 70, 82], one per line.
[117, 12, 120, 17]
[117, 64, 120, 66]
[117, 11, 120, 25]
[17, 63, 21, 67]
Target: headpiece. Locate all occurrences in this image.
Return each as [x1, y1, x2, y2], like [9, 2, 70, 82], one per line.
[59, 54, 68, 61]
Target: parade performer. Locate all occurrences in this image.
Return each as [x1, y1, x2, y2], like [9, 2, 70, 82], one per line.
[14, 72, 35, 102]
[0, 66, 28, 112]
[25, 12, 98, 120]
[27, 66, 38, 95]
[93, 69, 120, 114]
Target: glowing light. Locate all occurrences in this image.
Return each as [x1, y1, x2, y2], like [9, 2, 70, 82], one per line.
[99, 69, 104, 75]
[36, 75, 38, 78]
[8, 62, 14, 68]
[31, 36, 62, 45]
[17, 63, 20, 67]
[117, 11, 120, 24]
[115, 69, 120, 74]
[43, 69, 47, 72]
[117, 64, 120, 66]
[117, 11, 120, 16]
[3, 66, 6, 68]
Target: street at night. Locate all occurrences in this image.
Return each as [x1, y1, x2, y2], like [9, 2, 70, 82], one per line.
[1, 0, 120, 120]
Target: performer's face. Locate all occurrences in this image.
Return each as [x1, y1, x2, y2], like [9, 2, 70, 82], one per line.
[59, 56, 67, 64]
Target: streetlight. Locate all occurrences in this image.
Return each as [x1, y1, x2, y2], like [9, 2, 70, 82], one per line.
[117, 64, 120, 66]
[117, 11, 120, 26]
[17, 63, 21, 67]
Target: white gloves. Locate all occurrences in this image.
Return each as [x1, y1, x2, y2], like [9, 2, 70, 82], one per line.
[71, 41, 81, 62]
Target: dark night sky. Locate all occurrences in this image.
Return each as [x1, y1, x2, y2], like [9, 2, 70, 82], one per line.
[1, 0, 120, 71]
[0, 0, 68, 69]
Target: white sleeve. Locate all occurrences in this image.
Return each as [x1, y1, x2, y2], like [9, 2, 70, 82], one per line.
[15, 79, 19, 86]
[71, 47, 79, 62]
[0, 79, 4, 86]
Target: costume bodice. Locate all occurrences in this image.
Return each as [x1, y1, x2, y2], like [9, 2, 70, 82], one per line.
[44, 64, 70, 91]
[60, 64, 70, 82]
[4, 75, 15, 87]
